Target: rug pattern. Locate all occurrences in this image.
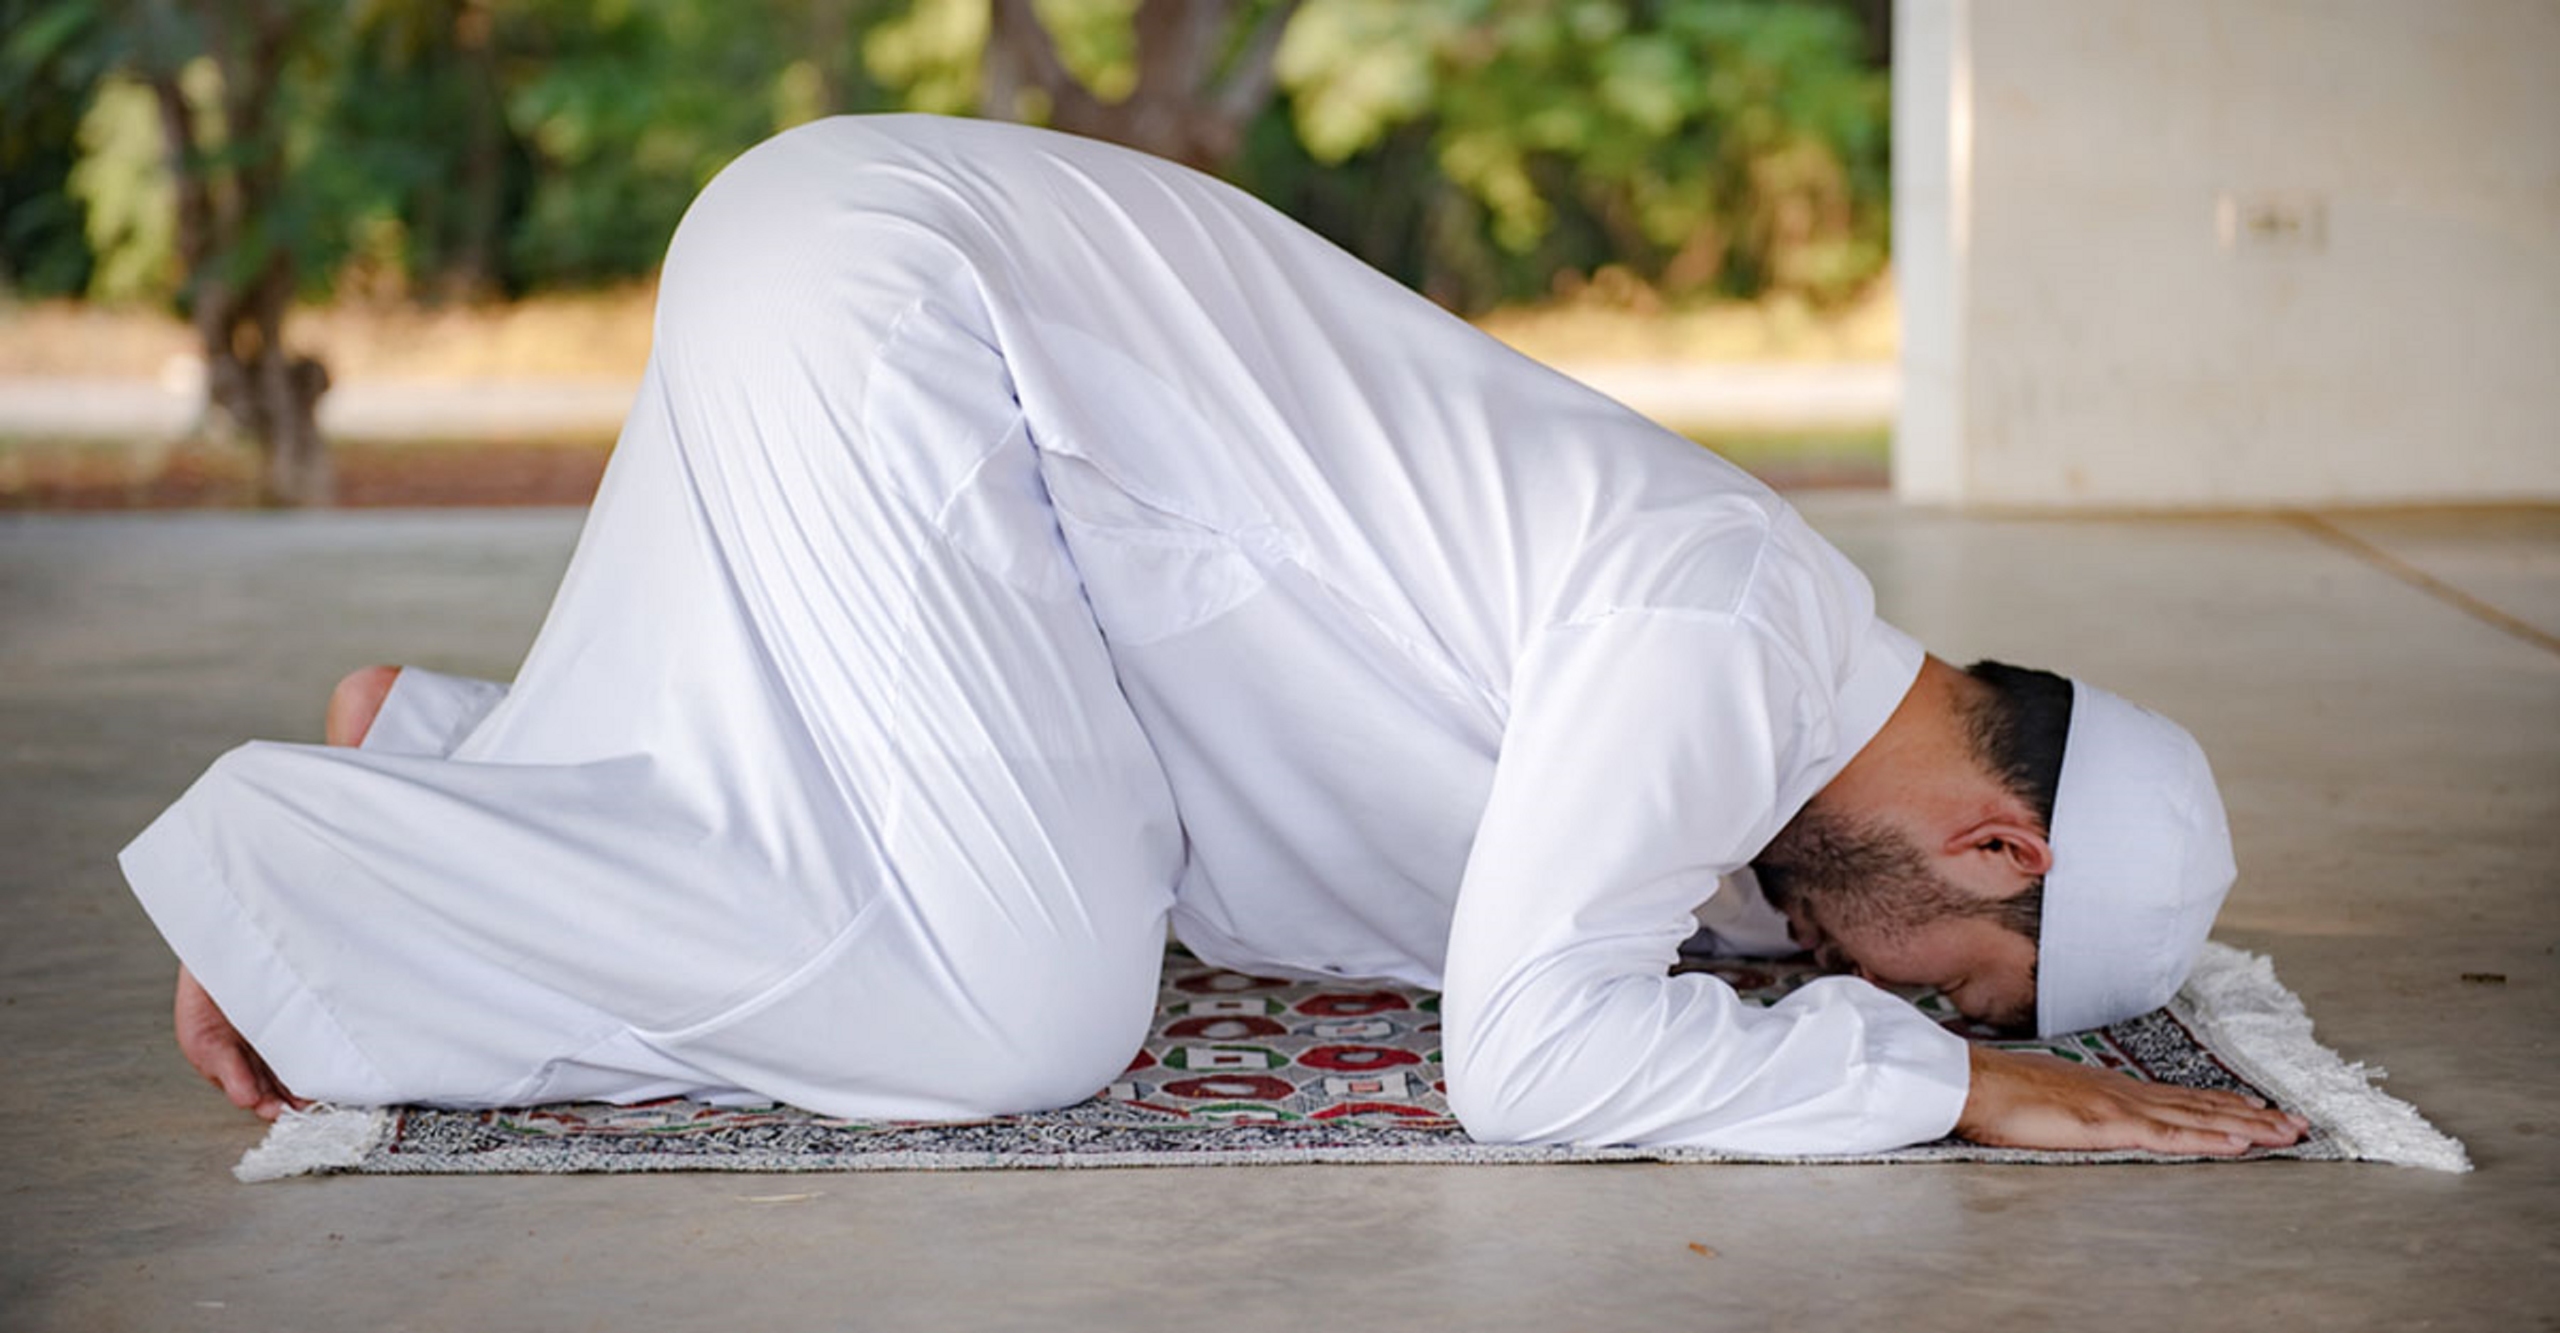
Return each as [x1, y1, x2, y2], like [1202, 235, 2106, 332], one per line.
[347, 950, 2350, 1172]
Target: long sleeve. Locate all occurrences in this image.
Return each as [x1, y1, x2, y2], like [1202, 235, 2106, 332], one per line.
[359, 668, 509, 759]
[1440, 607, 1970, 1154]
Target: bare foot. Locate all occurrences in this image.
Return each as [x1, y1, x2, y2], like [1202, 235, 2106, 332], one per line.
[324, 664, 402, 747]
[168, 664, 396, 1119]
[175, 964, 307, 1121]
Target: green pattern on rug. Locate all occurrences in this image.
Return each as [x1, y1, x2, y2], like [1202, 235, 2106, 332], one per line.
[237, 943, 2469, 1178]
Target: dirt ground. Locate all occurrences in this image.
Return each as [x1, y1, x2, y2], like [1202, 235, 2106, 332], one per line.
[0, 437, 614, 510]
[0, 429, 1887, 511]
[0, 280, 1898, 381]
[0, 283, 1896, 509]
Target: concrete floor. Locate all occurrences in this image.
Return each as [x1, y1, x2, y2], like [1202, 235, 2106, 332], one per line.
[1, 499, 2553, 1332]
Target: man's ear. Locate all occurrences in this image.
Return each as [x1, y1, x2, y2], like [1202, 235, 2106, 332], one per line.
[1946, 817, 2054, 878]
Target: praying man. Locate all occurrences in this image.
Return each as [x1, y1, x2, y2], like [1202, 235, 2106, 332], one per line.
[124, 115, 2307, 1158]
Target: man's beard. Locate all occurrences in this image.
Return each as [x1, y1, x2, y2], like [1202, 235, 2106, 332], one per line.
[1751, 802, 1979, 946]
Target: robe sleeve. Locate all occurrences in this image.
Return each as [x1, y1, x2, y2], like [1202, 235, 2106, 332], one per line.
[358, 668, 509, 759]
[1440, 609, 1971, 1153]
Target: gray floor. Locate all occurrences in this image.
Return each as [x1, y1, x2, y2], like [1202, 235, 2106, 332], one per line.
[2, 499, 2553, 1332]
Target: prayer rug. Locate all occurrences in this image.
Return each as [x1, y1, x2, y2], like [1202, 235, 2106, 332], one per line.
[235, 943, 2468, 1180]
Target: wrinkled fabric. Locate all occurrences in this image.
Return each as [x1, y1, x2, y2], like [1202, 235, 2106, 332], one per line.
[122, 115, 1967, 1151]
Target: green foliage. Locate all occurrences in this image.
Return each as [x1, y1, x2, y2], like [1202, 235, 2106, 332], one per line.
[0, 0, 111, 295]
[864, 0, 986, 115]
[1276, 0, 1890, 309]
[498, 0, 834, 285]
[15, 0, 898, 305]
[64, 74, 175, 301]
[317, 0, 898, 294]
[14, 0, 373, 307]
[12, 0, 1888, 312]
[865, 0, 1143, 120]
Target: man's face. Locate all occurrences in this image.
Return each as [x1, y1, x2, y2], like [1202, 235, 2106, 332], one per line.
[1752, 804, 2040, 1032]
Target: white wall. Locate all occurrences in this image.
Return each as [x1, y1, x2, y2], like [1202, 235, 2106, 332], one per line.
[1895, 0, 2560, 508]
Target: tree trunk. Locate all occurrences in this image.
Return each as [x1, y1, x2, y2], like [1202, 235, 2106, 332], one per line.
[245, 258, 331, 505]
[982, 0, 1297, 174]
[146, 0, 335, 505]
[808, 0, 857, 114]
[443, 0, 505, 302]
[255, 355, 333, 506]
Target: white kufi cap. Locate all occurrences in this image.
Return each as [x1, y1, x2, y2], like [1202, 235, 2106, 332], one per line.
[2035, 681, 2237, 1037]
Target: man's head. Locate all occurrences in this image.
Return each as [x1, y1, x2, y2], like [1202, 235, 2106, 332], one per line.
[1754, 657, 2234, 1036]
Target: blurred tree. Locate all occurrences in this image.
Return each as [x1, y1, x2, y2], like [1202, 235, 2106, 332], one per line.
[40, 0, 899, 316]
[93, 0, 344, 505]
[500, 0, 888, 285]
[1276, 0, 1889, 310]
[1816, 0, 1890, 67]
[801, 0, 877, 116]
[866, 0, 1296, 173]
[0, 0, 111, 295]
[67, 74, 181, 302]
[985, 0, 1299, 171]
[330, 0, 516, 301]
[12, 0, 1892, 432]
[871, 0, 1888, 312]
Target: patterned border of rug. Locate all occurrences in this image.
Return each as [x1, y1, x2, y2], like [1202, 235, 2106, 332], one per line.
[236, 943, 2469, 1180]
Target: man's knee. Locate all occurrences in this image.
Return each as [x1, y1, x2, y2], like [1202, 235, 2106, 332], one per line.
[961, 940, 1163, 1112]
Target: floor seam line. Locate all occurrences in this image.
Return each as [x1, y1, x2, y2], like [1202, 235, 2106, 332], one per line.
[2282, 511, 2560, 661]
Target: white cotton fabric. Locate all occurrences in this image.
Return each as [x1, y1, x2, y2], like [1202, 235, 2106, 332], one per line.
[2035, 679, 2237, 1037]
[120, 115, 1967, 1152]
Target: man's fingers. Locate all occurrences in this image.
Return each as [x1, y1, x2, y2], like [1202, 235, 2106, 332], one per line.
[2145, 1105, 2298, 1147]
[2141, 1108, 2292, 1156]
[246, 1048, 308, 1113]
[2120, 1087, 2307, 1148]
[201, 1043, 264, 1110]
[2148, 1122, 2253, 1156]
[2151, 1085, 2306, 1135]
[1962, 1046, 2309, 1155]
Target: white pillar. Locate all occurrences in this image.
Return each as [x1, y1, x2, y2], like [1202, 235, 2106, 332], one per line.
[1890, 0, 2560, 508]
[1890, 0, 1969, 506]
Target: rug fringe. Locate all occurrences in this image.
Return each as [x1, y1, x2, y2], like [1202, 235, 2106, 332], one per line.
[2178, 943, 2470, 1173]
[235, 1106, 389, 1183]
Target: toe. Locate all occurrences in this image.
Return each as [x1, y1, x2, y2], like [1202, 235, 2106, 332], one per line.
[324, 665, 402, 747]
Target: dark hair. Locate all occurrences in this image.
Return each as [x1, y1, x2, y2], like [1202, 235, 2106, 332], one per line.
[1961, 660, 2074, 827]
[1959, 660, 2074, 943]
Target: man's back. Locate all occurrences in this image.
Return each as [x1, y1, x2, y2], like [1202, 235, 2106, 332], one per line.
[769, 116, 1882, 985]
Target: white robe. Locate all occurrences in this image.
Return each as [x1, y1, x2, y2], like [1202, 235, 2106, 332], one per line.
[121, 115, 1969, 1152]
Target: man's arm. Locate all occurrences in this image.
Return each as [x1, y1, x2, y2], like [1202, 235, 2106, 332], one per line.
[1960, 1046, 2307, 1154]
[1442, 608, 2309, 1156]
[1443, 612, 1974, 1152]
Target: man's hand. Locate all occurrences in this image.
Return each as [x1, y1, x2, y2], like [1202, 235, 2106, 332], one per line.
[1958, 1045, 2307, 1156]
[174, 965, 307, 1121]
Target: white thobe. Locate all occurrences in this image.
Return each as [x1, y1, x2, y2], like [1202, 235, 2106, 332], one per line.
[121, 115, 1969, 1152]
